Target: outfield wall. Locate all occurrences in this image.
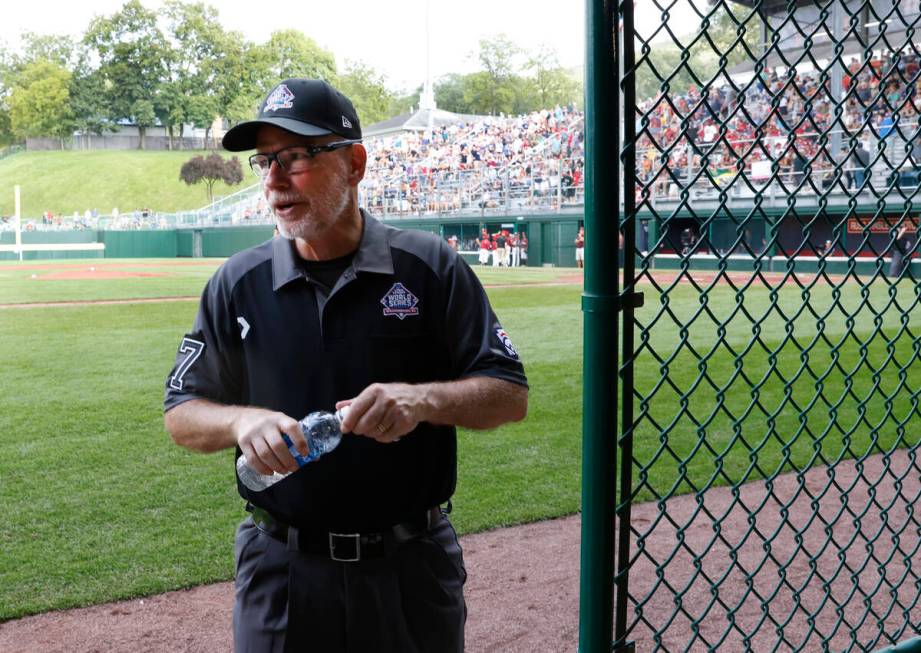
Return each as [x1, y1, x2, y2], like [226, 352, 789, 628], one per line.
[1, 211, 916, 274]
[0, 213, 586, 267]
[0, 230, 101, 260]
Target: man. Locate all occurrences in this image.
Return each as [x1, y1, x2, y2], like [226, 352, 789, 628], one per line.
[494, 231, 506, 267]
[502, 230, 512, 267]
[478, 232, 491, 266]
[680, 225, 696, 257]
[852, 141, 871, 189]
[574, 226, 585, 268]
[889, 223, 916, 278]
[163, 78, 528, 652]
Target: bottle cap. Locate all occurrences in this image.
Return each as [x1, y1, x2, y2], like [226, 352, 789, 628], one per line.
[336, 405, 351, 423]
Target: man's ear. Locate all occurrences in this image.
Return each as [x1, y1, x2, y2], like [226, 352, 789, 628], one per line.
[347, 143, 367, 186]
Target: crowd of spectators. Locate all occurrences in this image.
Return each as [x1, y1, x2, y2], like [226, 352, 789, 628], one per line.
[637, 53, 921, 199]
[359, 105, 586, 216]
[0, 207, 172, 232]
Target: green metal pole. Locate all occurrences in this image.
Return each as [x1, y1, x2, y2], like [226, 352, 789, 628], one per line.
[873, 637, 921, 653]
[579, 0, 619, 651]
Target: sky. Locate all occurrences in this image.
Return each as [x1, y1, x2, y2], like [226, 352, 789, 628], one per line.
[0, 0, 701, 92]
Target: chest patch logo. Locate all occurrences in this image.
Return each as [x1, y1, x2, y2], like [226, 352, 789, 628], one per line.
[381, 282, 420, 320]
[495, 327, 519, 359]
[264, 84, 295, 112]
[237, 317, 251, 340]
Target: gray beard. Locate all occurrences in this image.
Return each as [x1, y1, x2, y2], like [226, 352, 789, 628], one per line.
[273, 181, 353, 241]
[276, 221, 296, 240]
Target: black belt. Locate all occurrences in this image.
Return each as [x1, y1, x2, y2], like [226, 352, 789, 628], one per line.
[247, 504, 444, 562]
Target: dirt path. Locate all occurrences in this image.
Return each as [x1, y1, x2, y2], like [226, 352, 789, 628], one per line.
[0, 296, 201, 309]
[1, 450, 915, 652]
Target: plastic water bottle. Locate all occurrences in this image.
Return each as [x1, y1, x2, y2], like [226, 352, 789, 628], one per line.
[236, 407, 348, 492]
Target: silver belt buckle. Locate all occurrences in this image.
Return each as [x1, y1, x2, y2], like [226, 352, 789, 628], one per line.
[329, 532, 361, 562]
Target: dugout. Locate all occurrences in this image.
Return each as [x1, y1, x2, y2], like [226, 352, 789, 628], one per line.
[642, 202, 919, 260]
[367, 213, 578, 268]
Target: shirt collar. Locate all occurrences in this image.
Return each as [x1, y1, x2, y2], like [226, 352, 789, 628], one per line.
[272, 209, 393, 291]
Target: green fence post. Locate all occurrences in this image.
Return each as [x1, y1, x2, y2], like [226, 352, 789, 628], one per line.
[873, 637, 921, 653]
[578, 0, 620, 651]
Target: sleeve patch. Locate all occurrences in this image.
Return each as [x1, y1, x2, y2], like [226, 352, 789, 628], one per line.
[495, 328, 519, 359]
[169, 337, 205, 390]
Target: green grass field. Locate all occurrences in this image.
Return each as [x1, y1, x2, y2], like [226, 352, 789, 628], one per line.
[0, 260, 574, 305]
[0, 261, 917, 619]
[0, 150, 254, 218]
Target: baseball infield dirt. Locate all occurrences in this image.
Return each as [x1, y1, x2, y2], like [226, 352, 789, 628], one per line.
[0, 450, 916, 652]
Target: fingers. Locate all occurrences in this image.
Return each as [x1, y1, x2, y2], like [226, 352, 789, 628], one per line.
[250, 435, 294, 475]
[279, 416, 308, 457]
[346, 387, 391, 436]
[234, 409, 303, 475]
[339, 383, 421, 443]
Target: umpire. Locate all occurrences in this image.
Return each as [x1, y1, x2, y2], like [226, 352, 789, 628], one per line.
[888, 224, 915, 278]
[163, 78, 528, 652]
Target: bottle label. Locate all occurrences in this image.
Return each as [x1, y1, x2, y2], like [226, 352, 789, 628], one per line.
[282, 434, 318, 466]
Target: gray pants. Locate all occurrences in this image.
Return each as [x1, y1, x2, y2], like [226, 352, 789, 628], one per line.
[233, 516, 466, 652]
[889, 250, 904, 277]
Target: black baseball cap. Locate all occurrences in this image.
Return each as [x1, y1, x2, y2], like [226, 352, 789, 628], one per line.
[222, 78, 362, 151]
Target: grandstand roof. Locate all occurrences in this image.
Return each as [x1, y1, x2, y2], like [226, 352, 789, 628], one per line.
[729, 38, 868, 75]
[364, 107, 484, 138]
[730, 0, 816, 14]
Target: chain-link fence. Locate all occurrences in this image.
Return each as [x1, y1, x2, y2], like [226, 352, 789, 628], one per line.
[615, 0, 921, 650]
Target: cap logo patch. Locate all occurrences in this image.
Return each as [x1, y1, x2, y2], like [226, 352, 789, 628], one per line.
[381, 282, 419, 320]
[342, 115, 353, 128]
[264, 84, 295, 112]
[495, 328, 519, 359]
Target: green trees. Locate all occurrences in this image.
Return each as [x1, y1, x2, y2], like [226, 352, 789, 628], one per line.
[8, 60, 74, 145]
[227, 29, 338, 125]
[436, 35, 582, 115]
[636, 1, 761, 100]
[463, 35, 522, 115]
[337, 61, 395, 125]
[161, 0, 236, 147]
[0, 47, 16, 147]
[0, 1, 586, 148]
[84, 0, 169, 149]
[1, 36, 81, 147]
[525, 45, 582, 110]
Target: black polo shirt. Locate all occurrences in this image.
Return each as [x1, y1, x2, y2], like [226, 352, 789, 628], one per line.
[164, 211, 527, 531]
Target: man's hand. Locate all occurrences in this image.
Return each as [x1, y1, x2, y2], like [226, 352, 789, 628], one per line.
[336, 383, 428, 443]
[231, 407, 307, 475]
[335, 377, 528, 443]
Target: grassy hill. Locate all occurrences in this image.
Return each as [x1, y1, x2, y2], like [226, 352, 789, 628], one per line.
[0, 150, 257, 219]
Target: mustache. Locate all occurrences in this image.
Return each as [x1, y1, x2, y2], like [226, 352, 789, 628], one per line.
[266, 192, 305, 208]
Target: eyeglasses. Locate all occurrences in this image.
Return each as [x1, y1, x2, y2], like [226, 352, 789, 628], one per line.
[248, 140, 361, 177]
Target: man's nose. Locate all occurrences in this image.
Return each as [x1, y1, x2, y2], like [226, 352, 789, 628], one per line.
[262, 160, 289, 189]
